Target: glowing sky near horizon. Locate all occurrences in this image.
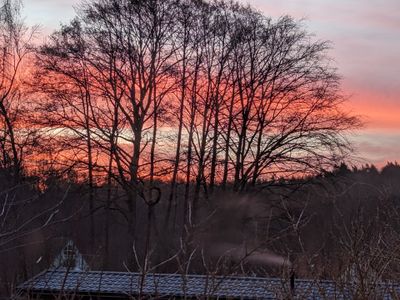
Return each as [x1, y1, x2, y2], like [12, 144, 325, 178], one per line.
[23, 0, 400, 167]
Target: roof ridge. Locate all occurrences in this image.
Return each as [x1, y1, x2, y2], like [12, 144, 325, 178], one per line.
[40, 269, 287, 282]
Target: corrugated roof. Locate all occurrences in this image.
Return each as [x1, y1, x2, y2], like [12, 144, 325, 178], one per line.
[18, 269, 400, 299]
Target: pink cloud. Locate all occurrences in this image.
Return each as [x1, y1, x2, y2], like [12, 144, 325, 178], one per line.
[350, 129, 400, 167]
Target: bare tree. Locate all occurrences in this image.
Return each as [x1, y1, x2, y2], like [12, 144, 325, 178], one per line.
[0, 0, 38, 182]
[36, 0, 360, 268]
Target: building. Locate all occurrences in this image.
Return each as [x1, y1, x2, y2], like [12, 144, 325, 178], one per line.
[16, 242, 400, 299]
[16, 269, 337, 299]
[18, 269, 400, 299]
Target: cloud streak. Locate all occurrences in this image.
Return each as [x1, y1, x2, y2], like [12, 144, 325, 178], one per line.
[350, 130, 400, 167]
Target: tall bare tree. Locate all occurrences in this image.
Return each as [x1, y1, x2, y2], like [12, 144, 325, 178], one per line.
[0, 0, 37, 182]
[37, 0, 360, 264]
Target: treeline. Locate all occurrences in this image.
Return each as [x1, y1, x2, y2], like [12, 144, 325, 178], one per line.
[294, 162, 400, 282]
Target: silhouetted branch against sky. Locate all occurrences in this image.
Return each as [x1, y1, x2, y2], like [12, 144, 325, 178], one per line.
[23, 0, 400, 166]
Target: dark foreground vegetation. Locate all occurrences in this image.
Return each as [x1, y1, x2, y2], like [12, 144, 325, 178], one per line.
[2, 162, 400, 298]
[0, 0, 396, 298]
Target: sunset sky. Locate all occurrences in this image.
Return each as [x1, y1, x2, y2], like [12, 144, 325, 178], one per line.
[24, 0, 400, 167]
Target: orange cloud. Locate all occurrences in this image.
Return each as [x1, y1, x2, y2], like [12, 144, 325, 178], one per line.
[345, 90, 400, 131]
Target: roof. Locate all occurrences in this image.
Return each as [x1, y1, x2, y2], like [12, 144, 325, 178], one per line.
[17, 269, 400, 299]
